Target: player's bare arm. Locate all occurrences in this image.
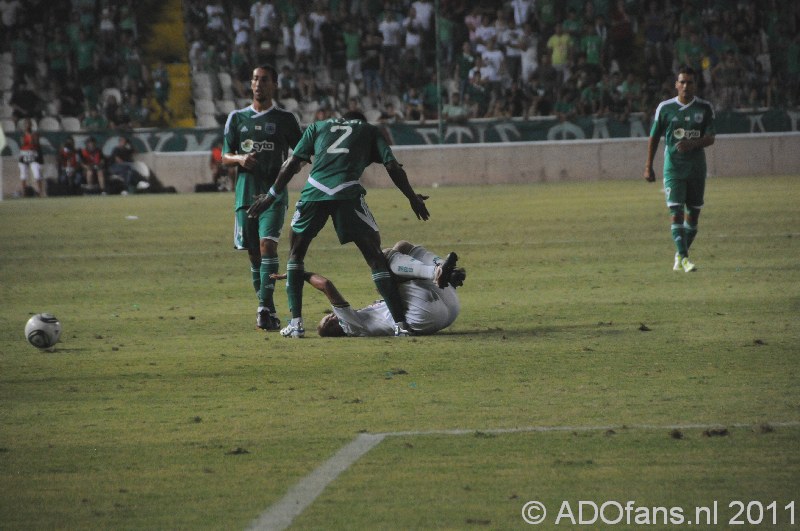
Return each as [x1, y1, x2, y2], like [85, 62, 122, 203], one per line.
[385, 160, 430, 220]
[644, 135, 659, 182]
[271, 271, 348, 307]
[247, 155, 307, 217]
[221, 152, 258, 171]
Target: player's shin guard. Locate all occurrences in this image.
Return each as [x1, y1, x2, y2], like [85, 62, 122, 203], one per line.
[669, 206, 688, 257]
[684, 207, 701, 250]
[286, 260, 304, 319]
[259, 256, 279, 312]
[372, 269, 406, 324]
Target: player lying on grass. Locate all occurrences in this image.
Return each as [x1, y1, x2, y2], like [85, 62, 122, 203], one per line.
[247, 110, 430, 338]
[273, 241, 465, 337]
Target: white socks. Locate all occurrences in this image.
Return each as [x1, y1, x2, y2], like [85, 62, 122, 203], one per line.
[388, 253, 436, 280]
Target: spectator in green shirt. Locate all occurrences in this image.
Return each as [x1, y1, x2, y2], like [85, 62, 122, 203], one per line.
[342, 21, 362, 87]
[81, 106, 109, 131]
[74, 29, 97, 82]
[47, 29, 71, 86]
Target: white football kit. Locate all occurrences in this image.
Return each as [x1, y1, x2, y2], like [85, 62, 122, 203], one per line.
[331, 244, 461, 336]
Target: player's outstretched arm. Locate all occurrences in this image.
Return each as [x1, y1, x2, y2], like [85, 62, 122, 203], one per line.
[271, 271, 349, 306]
[385, 160, 430, 220]
[248, 155, 306, 217]
[303, 272, 348, 307]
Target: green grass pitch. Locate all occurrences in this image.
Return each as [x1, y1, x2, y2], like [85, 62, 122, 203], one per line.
[1, 175, 798, 529]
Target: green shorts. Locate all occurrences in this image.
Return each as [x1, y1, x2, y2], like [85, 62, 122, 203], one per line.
[663, 175, 706, 209]
[290, 196, 379, 244]
[233, 203, 287, 250]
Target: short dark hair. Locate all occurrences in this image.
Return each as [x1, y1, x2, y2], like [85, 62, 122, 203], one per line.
[343, 110, 367, 122]
[255, 65, 278, 83]
[677, 64, 696, 78]
[318, 313, 346, 337]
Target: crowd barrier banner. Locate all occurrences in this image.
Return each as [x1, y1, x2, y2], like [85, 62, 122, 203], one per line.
[2, 110, 799, 156]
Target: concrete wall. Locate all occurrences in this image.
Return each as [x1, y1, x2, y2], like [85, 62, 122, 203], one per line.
[3, 134, 799, 198]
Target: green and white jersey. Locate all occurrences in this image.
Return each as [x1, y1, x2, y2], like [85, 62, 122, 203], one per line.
[223, 103, 302, 210]
[650, 96, 715, 179]
[292, 118, 397, 201]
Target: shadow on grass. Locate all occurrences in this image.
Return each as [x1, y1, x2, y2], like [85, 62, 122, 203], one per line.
[441, 322, 632, 337]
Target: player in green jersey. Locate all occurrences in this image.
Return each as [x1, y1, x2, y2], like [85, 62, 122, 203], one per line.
[222, 66, 303, 330]
[247, 110, 430, 338]
[644, 65, 715, 273]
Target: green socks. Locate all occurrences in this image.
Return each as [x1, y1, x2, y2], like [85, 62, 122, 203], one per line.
[684, 207, 701, 250]
[670, 206, 688, 257]
[259, 256, 279, 312]
[286, 260, 304, 319]
[372, 269, 406, 324]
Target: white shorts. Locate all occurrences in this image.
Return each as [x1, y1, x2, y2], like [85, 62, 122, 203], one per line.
[19, 154, 43, 182]
[392, 243, 460, 334]
[399, 280, 460, 335]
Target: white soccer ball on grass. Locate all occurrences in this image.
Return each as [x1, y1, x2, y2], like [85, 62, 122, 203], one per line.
[25, 313, 62, 350]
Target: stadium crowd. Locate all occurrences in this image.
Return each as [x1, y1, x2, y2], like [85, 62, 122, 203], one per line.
[182, 0, 800, 124]
[0, 0, 168, 132]
[2, 0, 798, 198]
[1, 0, 798, 133]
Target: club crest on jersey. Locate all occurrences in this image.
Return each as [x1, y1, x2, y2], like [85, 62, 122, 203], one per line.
[241, 139, 275, 152]
[693, 112, 704, 123]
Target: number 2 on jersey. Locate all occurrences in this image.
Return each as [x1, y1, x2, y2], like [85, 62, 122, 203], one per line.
[326, 125, 352, 154]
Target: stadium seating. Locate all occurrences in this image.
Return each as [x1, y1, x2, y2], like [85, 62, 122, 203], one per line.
[196, 114, 219, 127]
[193, 99, 216, 119]
[300, 100, 319, 114]
[191, 72, 214, 101]
[100, 87, 123, 105]
[1, 1, 198, 132]
[16, 118, 37, 131]
[300, 110, 316, 123]
[364, 109, 382, 123]
[218, 72, 234, 100]
[60, 116, 81, 132]
[281, 97, 299, 112]
[38, 116, 62, 132]
[0, 63, 13, 80]
[215, 99, 236, 117]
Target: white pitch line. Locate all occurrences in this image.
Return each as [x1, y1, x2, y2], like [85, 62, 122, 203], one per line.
[247, 433, 385, 531]
[247, 421, 800, 531]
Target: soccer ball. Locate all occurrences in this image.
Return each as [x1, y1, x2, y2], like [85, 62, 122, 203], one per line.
[25, 313, 61, 350]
